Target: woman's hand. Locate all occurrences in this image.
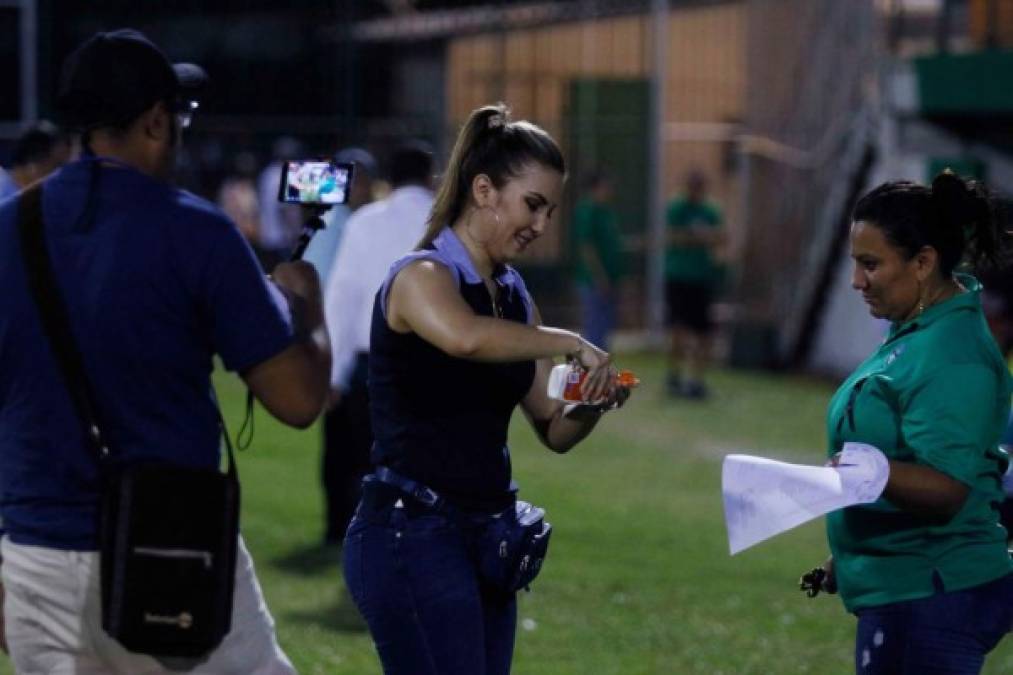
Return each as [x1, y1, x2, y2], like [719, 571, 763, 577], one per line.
[570, 338, 612, 403]
[604, 381, 632, 410]
[825, 442, 890, 504]
[799, 555, 836, 598]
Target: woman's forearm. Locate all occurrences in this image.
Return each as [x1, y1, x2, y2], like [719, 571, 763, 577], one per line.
[453, 320, 582, 363]
[882, 460, 970, 519]
[532, 405, 602, 453]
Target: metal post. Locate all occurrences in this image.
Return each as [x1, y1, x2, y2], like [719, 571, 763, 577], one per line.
[936, 0, 954, 54]
[579, 0, 600, 164]
[646, 0, 668, 342]
[19, 0, 37, 123]
[0, 0, 37, 137]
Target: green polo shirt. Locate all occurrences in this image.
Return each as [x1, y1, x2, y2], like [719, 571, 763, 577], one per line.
[572, 199, 626, 287]
[665, 197, 722, 285]
[825, 275, 1013, 612]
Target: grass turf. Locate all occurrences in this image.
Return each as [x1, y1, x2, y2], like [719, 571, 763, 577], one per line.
[4, 353, 1011, 673]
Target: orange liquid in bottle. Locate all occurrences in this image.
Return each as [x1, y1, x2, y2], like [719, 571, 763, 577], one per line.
[561, 368, 640, 402]
[616, 370, 640, 388]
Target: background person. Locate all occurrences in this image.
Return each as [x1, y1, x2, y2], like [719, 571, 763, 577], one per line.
[572, 168, 627, 351]
[216, 150, 262, 244]
[665, 170, 725, 399]
[807, 172, 1013, 674]
[0, 120, 74, 200]
[319, 142, 433, 545]
[343, 103, 631, 675]
[0, 29, 330, 674]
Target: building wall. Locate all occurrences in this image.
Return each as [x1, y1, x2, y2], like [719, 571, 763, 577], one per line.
[737, 0, 878, 358]
[444, 3, 747, 268]
[969, 0, 1013, 47]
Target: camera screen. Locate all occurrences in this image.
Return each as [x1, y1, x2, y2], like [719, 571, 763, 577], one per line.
[278, 160, 353, 205]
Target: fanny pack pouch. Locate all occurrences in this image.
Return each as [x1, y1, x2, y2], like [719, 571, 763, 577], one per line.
[18, 185, 240, 658]
[477, 500, 552, 593]
[369, 466, 552, 593]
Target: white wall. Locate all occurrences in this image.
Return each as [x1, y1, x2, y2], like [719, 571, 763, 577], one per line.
[808, 252, 889, 377]
[807, 106, 922, 377]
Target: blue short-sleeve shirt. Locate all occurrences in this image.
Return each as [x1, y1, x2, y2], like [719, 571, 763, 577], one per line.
[0, 158, 294, 550]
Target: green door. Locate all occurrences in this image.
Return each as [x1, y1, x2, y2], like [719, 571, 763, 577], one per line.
[563, 78, 649, 327]
[565, 78, 650, 242]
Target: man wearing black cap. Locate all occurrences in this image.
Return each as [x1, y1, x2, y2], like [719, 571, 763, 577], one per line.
[0, 29, 327, 673]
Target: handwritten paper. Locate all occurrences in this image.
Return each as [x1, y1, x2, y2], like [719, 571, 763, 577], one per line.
[722, 443, 889, 555]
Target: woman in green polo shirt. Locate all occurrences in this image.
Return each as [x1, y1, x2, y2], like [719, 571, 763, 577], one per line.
[805, 172, 1013, 674]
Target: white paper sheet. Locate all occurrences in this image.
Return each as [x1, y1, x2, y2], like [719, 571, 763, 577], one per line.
[721, 443, 889, 555]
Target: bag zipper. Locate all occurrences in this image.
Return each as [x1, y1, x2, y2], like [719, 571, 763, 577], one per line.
[132, 546, 213, 570]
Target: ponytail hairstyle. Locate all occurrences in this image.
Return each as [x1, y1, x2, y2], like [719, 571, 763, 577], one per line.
[418, 102, 565, 249]
[852, 170, 1009, 277]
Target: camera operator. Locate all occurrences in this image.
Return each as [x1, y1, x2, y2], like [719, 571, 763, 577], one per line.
[0, 29, 329, 673]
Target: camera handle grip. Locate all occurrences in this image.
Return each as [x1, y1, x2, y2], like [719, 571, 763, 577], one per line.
[244, 207, 331, 447]
[289, 212, 328, 262]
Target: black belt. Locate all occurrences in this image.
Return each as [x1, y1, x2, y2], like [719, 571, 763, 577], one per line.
[359, 467, 511, 522]
[358, 476, 434, 519]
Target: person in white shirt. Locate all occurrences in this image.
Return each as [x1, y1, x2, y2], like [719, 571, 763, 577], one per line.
[321, 142, 434, 544]
[301, 147, 378, 289]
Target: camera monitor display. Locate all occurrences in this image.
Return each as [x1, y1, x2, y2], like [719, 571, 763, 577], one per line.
[277, 160, 354, 205]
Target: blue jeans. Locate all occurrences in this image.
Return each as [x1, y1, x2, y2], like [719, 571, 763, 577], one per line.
[578, 284, 616, 351]
[854, 572, 1013, 674]
[343, 498, 517, 675]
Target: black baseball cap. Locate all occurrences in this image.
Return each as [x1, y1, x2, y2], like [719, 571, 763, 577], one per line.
[56, 28, 208, 131]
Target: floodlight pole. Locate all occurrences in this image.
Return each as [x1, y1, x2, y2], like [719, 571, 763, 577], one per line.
[19, 0, 36, 123]
[646, 0, 668, 343]
[0, 0, 37, 138]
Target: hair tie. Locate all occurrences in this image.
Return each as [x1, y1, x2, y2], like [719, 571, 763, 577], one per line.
[486, 103, 510, 132]
[486, 110, 506, 129]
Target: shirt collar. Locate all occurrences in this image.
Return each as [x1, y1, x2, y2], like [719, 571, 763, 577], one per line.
[889, 273, 982, 338]
[432, 226, 522, 290]
[389, 185, 433, 202]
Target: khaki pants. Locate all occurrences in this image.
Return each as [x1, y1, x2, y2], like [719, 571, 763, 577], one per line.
[2, 536, 296, 674]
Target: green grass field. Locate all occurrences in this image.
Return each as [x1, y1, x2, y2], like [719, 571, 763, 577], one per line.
[5, 354, 1012, 673]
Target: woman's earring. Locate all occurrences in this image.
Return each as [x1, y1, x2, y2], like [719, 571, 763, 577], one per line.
[483, 204, 501, 227]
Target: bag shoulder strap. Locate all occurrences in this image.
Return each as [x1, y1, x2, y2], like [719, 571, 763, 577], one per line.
[17, 185, 109, 458]
[16, 184, 237, 477]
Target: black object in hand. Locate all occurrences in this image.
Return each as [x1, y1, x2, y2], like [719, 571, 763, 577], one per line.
[799, 567, 832, 598]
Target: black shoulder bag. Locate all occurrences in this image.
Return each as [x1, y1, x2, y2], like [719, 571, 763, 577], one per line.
[17, 185, 240, 659]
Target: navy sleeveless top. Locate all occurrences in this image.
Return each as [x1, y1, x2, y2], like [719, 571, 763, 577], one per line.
[368, 227, 537, 513]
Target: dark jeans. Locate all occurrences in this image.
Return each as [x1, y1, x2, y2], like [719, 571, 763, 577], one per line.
[343, 493, 517, 675]
[854, 572, 1013, 674]
[322, 354, 372, 543]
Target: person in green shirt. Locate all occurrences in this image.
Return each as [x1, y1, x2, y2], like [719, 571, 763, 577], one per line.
[665, 171, 725, 399]
[802, 172, 1013, 674]
[572, 170, 626, 350]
